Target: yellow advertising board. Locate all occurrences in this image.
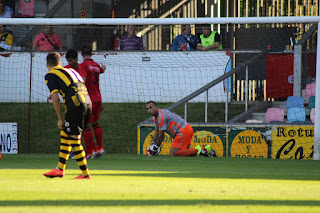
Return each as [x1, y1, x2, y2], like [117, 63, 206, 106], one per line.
[272, 126, 313, 160]
[139, 124, 314, 160]
[230, 130, 268, 158]
[142, 129, 224, 156]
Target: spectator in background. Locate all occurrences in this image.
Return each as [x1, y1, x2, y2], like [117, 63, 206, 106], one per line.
[120, 25, 143, 50]
[170, 25, 199, 51]
[197, 24, 223, 51]
[0, 0, 13, 33]
[33, 26, 62, 51]
[0, 25, 12, 50]
[112, 29, 122, 50]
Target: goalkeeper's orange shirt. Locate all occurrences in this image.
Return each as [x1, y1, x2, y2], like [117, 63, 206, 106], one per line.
[153, 109, 188, 139]
[79, 59, 104, 103]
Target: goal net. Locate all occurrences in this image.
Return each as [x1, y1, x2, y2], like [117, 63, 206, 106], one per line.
[0, 17, 319, 160]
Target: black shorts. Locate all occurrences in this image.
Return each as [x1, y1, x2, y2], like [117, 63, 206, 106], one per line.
[63, 103, 92, 135]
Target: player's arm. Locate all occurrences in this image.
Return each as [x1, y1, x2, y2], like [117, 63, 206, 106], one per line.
[51, 92, 63, 129]
[153, 125, 165, 147]
[149, 125, 164, 154]
[100, 63, 106, 73]
[155, 130, 165, 147]
[152, 125, 159, 144]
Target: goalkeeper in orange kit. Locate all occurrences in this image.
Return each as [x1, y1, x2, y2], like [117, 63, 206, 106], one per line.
[145, 101, 217, 157]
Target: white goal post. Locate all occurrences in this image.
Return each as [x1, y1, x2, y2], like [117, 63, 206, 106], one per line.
[316, 21, 320, 160]
[0, 16, 319, 160]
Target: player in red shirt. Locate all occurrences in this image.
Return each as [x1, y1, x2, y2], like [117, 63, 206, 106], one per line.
[64, 49, 79, 71]
[79, 44, 106, 159]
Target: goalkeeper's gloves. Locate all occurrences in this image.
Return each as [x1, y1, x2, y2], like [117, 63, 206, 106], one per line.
[150, 142, 159, 152]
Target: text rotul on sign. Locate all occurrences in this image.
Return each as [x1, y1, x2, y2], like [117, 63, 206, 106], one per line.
[272, 126, 313, 160]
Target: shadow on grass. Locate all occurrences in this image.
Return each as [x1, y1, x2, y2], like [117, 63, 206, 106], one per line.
[89, 172, 320, 181]
[0, 199, 320, 207]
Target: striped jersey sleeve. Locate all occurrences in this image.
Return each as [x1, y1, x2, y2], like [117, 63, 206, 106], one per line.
[45, 66, 91, 112]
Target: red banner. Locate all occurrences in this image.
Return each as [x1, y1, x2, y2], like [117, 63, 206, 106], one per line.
[266, 53, 293, 98]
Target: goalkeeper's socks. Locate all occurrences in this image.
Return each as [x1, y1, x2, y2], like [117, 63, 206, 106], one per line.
[195, 145, 209, 157]
[93, 123, 103, 150]
[174, 149, 198, 156]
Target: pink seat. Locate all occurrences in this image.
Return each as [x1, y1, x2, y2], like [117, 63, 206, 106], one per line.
[305, 83, 316, 103]
[310, 108, 315, 123]
[266, 108, 285, 123]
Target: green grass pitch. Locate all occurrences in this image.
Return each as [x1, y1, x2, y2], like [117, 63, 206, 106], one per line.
[0, 154, 320, 213]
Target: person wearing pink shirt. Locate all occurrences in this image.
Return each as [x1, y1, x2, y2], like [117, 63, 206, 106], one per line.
[33, 26, 62, 51]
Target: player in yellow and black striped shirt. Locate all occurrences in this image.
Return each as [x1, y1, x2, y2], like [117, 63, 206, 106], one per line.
[43, 52, 92, 179]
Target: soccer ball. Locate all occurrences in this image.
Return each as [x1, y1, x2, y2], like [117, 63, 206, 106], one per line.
[145, 145, 160, 156]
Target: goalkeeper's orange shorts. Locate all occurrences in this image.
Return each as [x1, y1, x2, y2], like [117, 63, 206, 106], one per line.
[171, 124, 194, 150]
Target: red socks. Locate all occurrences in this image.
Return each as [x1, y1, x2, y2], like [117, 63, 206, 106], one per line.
[174, 149, 198, 156]
[83, 127, 96, 154]
[93, 123, 103, 150]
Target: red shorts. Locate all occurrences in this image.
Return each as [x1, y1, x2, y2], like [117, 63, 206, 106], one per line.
[171, 124, 194, 149]
[88, 102, 101, 124]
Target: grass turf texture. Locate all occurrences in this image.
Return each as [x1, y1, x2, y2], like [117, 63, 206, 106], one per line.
[0, 154, 320, 213]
